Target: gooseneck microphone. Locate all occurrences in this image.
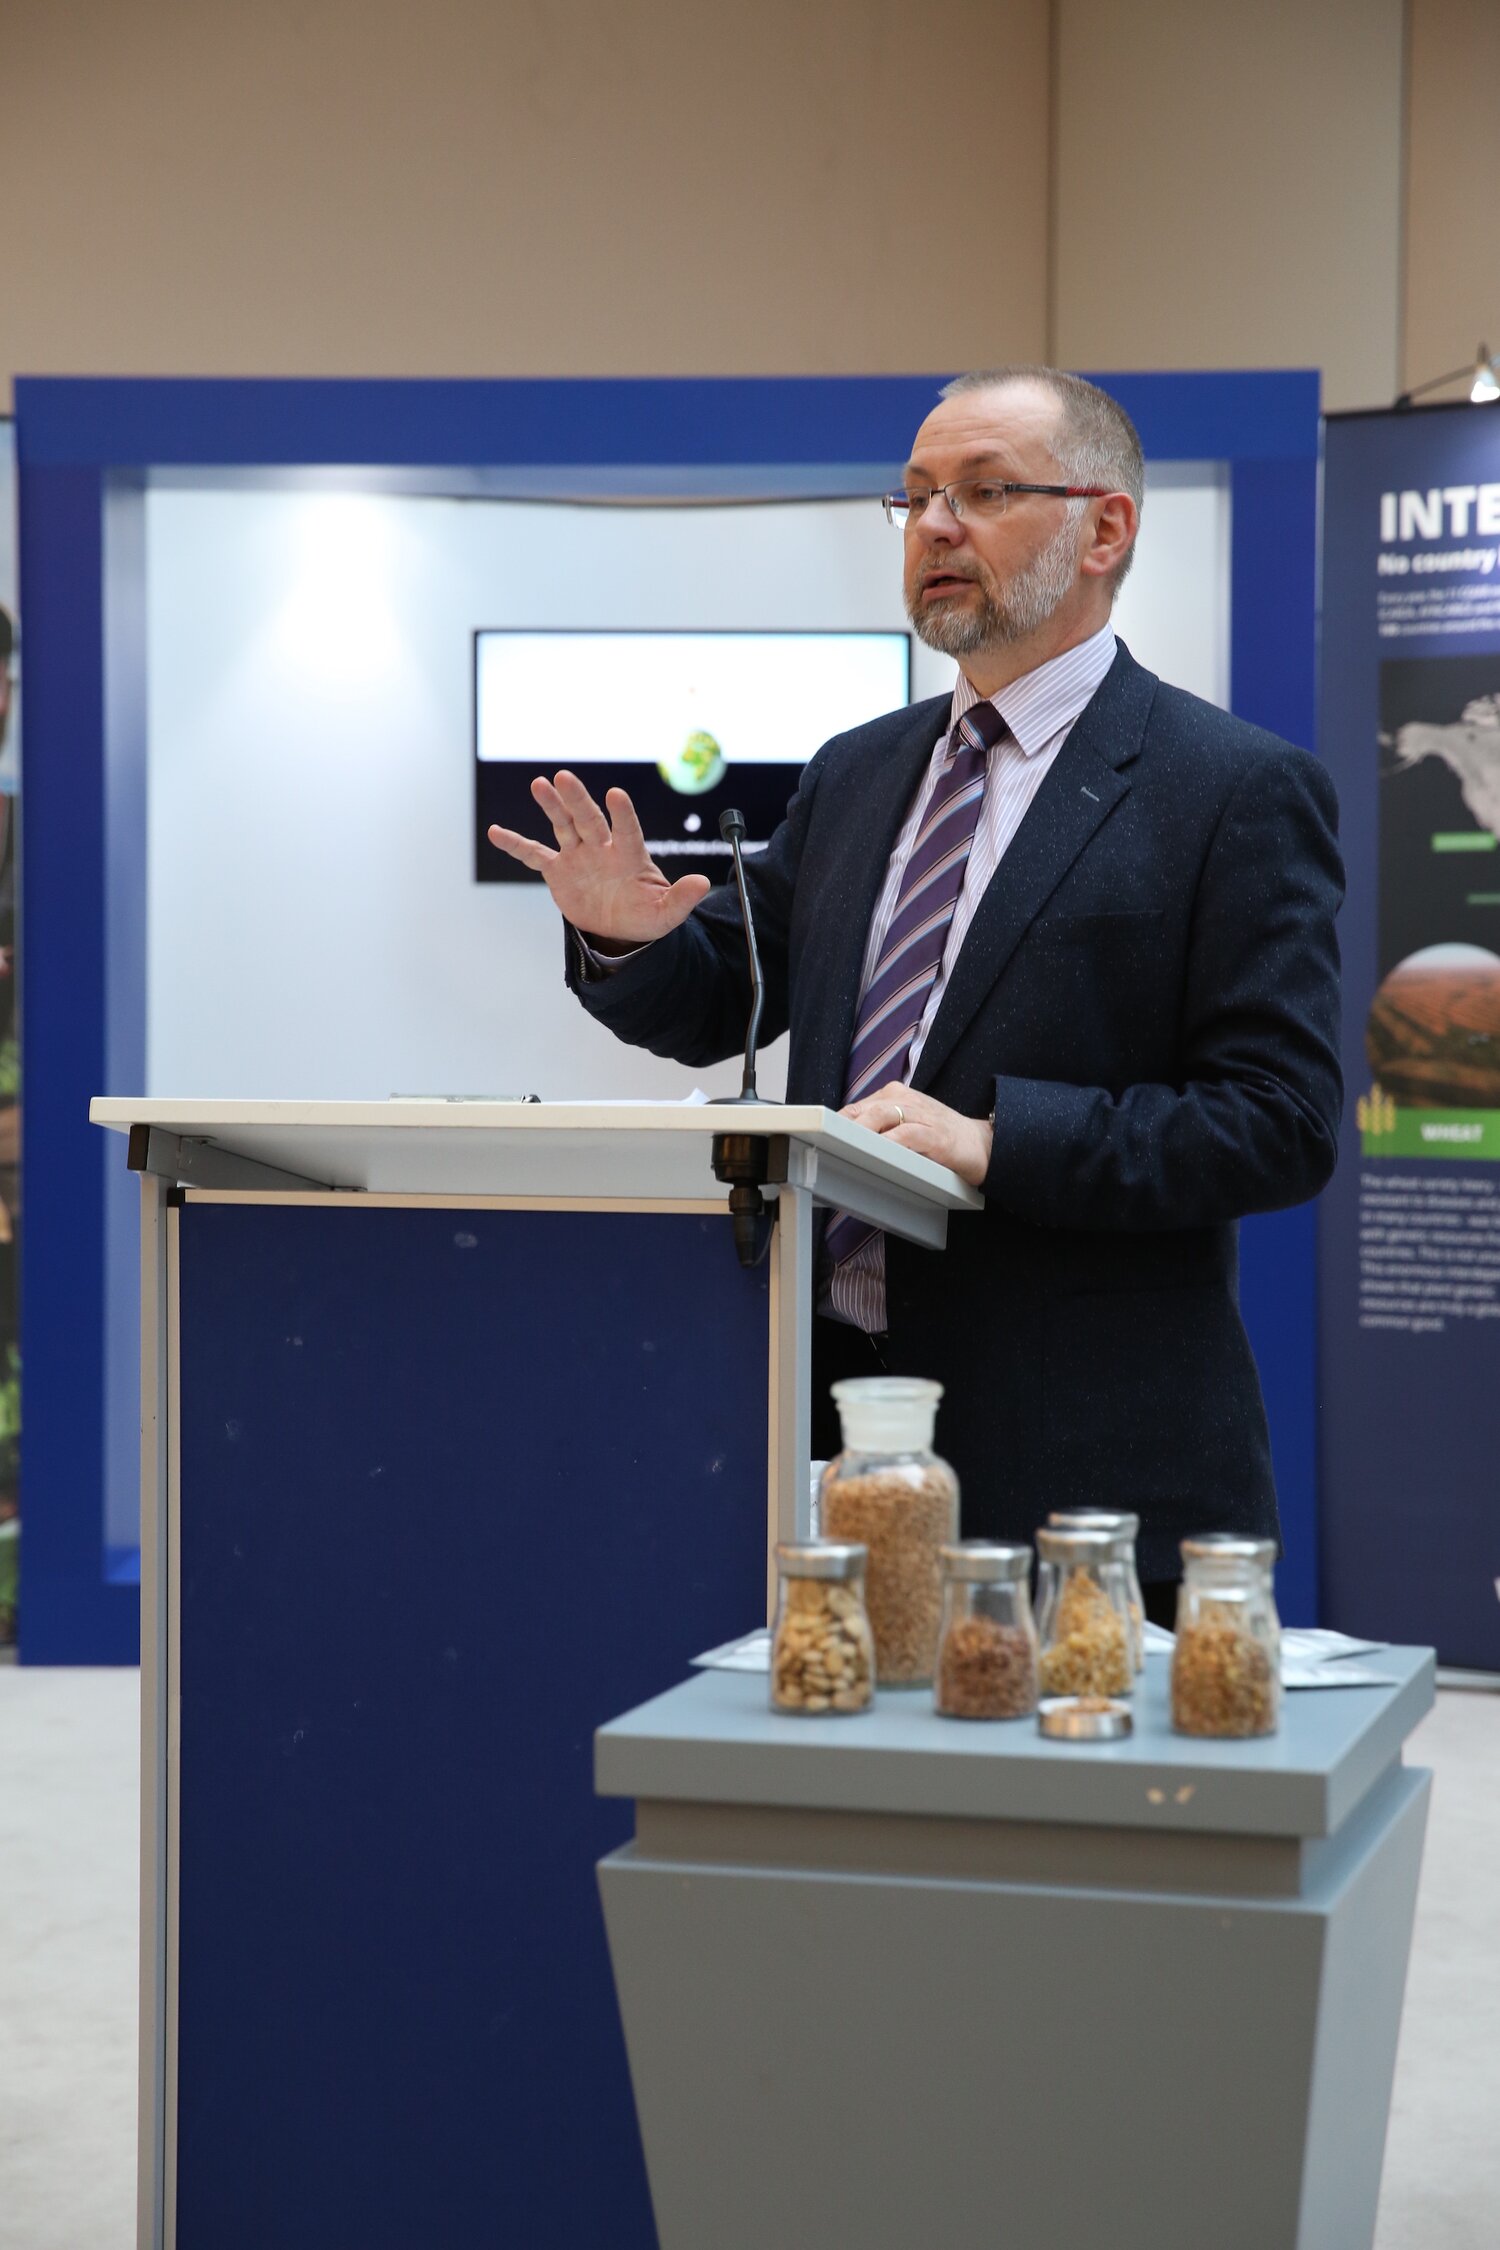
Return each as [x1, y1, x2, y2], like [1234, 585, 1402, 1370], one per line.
[711, 806, 774, 1267]
[718, 806, 765, 1105]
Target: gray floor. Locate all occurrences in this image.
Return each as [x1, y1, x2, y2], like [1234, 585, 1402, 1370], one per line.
[0, 1665, 1495, 2249]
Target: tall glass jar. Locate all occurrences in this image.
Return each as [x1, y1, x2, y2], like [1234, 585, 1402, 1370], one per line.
[1171, 1535, 1281, 1738]
[1048, 1510, 1146, 1673]
[935, 1543, 1039, 1720]
[770, 1542, 875, 1715]
[1034, 1526, 1134, 1699]
[820, 1378, 958, 1688]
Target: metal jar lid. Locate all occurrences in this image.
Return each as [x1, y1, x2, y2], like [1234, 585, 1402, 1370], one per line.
[1048, 1509, 1141, 1540]
[1180, 1534, 1277, 1568]
[1038, 1695, 1134, 1741]
[775, 1540, 868, 1582]
[1035, 1526, 1120, 1566]
[939, 1540, 1031, 1583]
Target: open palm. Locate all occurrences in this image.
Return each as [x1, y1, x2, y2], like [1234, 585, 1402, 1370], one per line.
[487, 770, 711, 947]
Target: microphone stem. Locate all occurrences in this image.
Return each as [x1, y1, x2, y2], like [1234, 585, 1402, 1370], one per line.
[728, 831, 764, 1102]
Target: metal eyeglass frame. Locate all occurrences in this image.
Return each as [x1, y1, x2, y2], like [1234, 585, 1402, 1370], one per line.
[882, 480, 1112, 528]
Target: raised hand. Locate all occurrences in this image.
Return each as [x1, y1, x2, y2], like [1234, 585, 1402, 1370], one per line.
[488, 770, 711, 948]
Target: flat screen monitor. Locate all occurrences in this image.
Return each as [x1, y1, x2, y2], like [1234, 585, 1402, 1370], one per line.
[474, 627, 912, 883]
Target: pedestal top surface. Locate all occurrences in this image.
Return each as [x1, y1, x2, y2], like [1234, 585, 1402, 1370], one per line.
[596, 1649, 1435, 1840]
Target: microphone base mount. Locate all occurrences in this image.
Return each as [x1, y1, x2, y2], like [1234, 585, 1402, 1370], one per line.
[710, 1132, 787, 1269]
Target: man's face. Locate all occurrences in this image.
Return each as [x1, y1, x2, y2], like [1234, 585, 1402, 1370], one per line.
[901, 382, 1086, 658]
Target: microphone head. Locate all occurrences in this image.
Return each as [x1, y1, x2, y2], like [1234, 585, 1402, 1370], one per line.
[718, 807, 747, 843]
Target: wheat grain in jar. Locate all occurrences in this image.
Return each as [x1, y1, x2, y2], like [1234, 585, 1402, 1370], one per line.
[820, 1378, 958, 1688]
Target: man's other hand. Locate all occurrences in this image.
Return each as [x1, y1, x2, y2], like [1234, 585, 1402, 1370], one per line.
[841, 1082, 993, 1190]
[488, 771, 711, 948]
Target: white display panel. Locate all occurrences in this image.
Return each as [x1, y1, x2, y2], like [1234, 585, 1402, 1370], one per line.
[476, 629, 911, 768]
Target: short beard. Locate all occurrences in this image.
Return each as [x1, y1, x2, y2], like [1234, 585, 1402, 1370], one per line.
[907, 512, 1082, 657]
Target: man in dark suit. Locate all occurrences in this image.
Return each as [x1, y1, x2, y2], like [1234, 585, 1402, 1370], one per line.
[488, 368, 1343, 1602]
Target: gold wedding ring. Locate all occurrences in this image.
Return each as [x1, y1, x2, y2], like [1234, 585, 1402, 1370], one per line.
[893, 1104, 906, 1127]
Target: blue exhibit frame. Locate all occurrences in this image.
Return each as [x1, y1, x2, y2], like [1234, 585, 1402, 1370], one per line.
[14, 369, 1320, 1662]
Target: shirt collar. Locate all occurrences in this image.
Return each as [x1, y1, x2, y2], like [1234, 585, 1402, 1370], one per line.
[949, 621, 1117, 759]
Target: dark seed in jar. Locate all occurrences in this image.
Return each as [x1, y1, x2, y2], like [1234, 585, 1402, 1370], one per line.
[937, 1615, 1037, 1719]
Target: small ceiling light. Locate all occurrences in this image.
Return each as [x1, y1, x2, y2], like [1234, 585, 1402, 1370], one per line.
[1396, 341, 1500, 409]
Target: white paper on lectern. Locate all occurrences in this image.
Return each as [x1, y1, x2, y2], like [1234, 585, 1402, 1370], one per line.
[1281, 1628, 1386, 1663]
[691, 1630, 772, 1673]
[552, 1090, 713, 1107]
[1282, 1664, 1401, 1690]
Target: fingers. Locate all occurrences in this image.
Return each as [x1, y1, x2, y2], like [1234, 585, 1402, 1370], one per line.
[604, 787, 650, 861]
[553, 769, 612, 848]
[530, 772, 622, 855]
[487, 823, 559, 874]
[661, 873, 712, 925]
[530, 776, 581, 848]
[841, 1081, 923, 1135]
[839, 1085, 947, 1159]
[837, 1086, 992, 1186]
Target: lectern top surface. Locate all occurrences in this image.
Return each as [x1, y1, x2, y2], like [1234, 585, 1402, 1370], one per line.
[89, 1096, 983, 1212]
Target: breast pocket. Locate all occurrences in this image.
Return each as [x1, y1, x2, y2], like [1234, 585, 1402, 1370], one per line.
[1035, 907, 1166, 946]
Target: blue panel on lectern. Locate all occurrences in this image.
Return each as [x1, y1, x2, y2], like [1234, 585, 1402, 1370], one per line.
[174, 1203, 770, 2250]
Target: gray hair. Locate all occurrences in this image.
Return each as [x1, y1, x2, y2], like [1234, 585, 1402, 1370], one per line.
[938, 365, 1144, 589]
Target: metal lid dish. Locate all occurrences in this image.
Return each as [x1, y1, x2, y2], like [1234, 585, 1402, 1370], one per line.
[1038, 1695, 1134, 1741]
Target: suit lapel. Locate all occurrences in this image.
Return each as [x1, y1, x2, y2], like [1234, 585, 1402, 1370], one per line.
[804, 696, 951, 1109]
[911, 646, 1157, 1091]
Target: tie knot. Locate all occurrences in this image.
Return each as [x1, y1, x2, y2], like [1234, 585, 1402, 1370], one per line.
[954, 700, 1006, 757]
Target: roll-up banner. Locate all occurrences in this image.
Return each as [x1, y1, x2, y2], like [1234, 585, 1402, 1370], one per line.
[1320, 404, 1500, 1666]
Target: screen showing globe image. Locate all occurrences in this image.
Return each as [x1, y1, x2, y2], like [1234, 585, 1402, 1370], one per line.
[474, 629, 911, 883]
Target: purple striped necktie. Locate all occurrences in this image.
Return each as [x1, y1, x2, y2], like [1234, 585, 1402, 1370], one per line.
[823, 697, 1006, 1275]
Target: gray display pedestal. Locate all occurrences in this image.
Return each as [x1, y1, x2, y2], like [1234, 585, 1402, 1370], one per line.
[597, 1650, 1434, 2250]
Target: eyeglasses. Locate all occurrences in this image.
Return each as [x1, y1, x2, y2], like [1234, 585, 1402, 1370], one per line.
[882, 479, 1111, 530]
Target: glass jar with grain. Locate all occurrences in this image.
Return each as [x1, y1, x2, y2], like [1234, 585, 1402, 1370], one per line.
[1034, 1526, 1134, 1699]
[1171, 1535, 1281, 1738]
[770, 1541, 876, 1715]
[935, 1543, 1039, 1720]
[820, 1377, 958, 1688]
[1047, 1510, 1147, 1673]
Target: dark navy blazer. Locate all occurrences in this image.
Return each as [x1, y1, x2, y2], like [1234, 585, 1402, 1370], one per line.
[567, 643, 1344, 1577]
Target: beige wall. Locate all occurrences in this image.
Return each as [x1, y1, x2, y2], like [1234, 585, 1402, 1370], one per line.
[0, 0, 1050, 408]
[0, 1, 1494, 420]
[1402, 0, 1500, 397]
[1052, 0, 1405, 412]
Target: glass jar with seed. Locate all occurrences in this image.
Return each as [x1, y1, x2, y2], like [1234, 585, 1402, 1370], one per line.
[1171, 1535, 1281, 1738]
[820, 1378, 958, 1689]
[1047, 1510, 1146, 1672]
[1034, 1527, 1133, 1699]
[935, 1542, 1039, 1720]
[770, 1541, 876, 1716]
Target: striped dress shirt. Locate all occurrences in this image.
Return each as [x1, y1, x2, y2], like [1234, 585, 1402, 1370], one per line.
[824, 623, 1118, 1333]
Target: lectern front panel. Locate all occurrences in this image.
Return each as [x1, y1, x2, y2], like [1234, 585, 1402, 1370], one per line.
[169, 1200, 768, 2249]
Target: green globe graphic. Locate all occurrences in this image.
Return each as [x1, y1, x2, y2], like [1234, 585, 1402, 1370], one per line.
[658, 728, 725, 795]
